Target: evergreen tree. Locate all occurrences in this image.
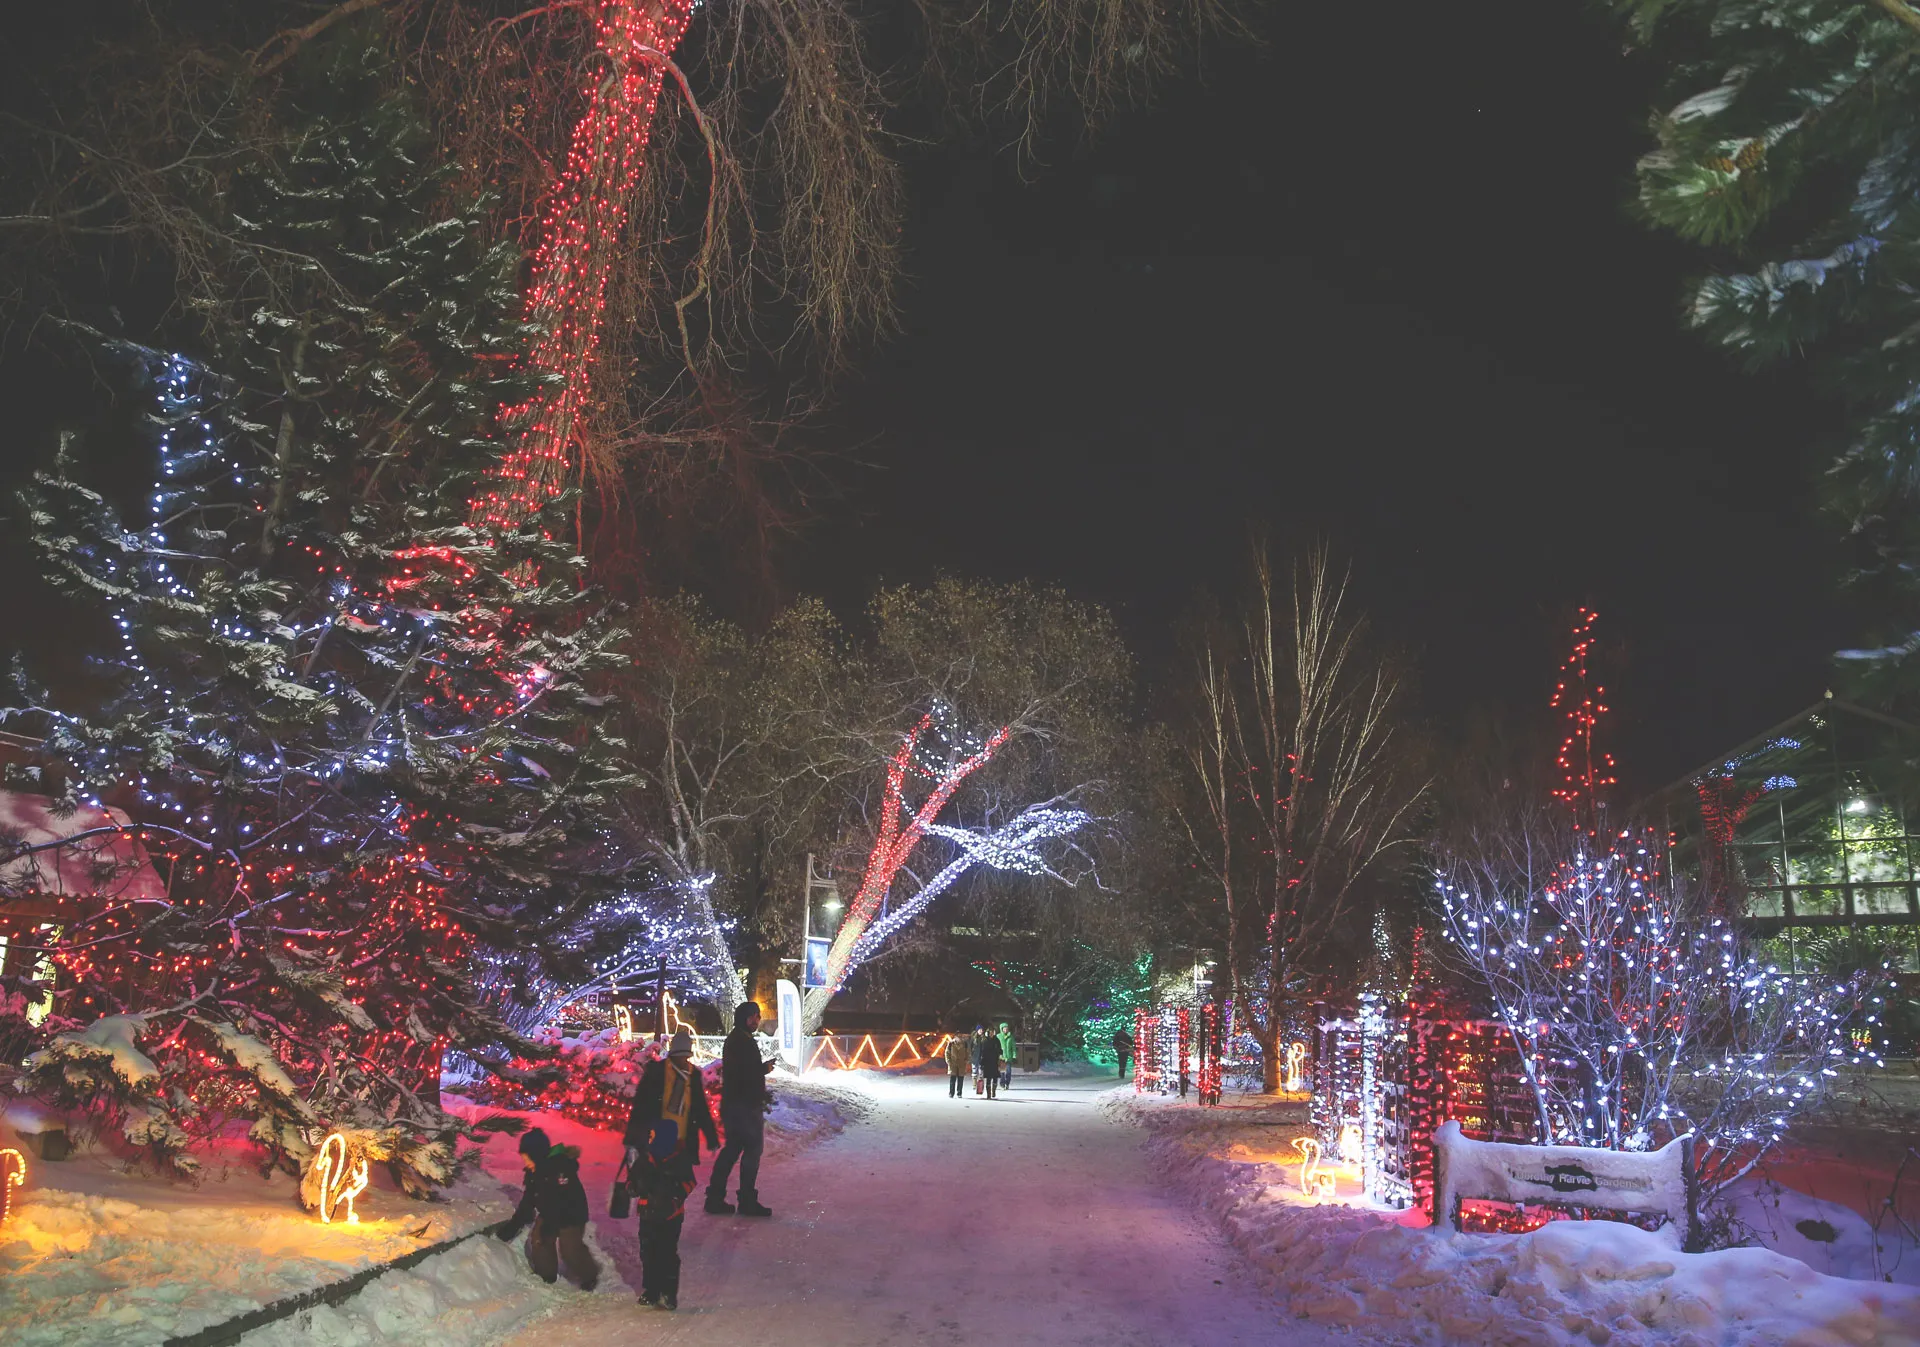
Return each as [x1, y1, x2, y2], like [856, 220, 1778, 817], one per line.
[5, 32, 628, 1193]
[1617, 1, 1920, 706]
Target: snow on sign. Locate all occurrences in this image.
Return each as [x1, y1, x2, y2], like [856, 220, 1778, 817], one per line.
[1431, 1121, 1698, 1246]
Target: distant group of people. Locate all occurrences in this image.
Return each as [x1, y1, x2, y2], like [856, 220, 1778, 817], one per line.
[943, 1022, 1016, 1099]
[497, 999, 777, 1313]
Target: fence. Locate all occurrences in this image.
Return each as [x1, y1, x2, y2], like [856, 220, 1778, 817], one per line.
[799, 1032, 950, 1072]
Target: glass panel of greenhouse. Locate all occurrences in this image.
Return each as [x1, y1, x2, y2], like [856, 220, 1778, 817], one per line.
[1647, 698, 1920, 975]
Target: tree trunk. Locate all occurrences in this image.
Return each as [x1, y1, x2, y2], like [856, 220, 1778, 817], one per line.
[1259, 1020, 1282, 1094]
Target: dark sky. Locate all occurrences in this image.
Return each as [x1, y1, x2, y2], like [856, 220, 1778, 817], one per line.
[794, 0, 1854, 793]
[0, 1, 1856, 797]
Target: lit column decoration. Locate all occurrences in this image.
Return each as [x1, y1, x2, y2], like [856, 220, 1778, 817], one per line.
[1156, 1007, 1179, 1096]
[0, 1148, 23, 1226]
[1358, 993, 1384, 1200]
[308, 1132, 371, 1225]
[1177, 1006, 1191, 1095]
[472, 0, 699, 532]
[1196, 1001, 1223, 1105]
[1128, 1005, 1144, 1089]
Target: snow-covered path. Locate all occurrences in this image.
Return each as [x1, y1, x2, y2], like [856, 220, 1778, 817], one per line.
[492, 1070, 1357, 1346]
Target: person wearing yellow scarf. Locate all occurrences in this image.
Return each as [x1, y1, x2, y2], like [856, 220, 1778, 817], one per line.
[622, 1030, 719, 1311]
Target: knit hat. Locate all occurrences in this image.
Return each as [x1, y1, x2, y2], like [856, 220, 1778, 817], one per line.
[668, 1029, 694, 1059]
[517, 1127, 551, 1159]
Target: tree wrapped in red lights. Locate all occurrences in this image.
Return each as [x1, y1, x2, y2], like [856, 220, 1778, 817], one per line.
[4, 34, 629, 1192]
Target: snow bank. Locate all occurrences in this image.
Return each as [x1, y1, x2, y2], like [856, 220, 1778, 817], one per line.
[765, 1071, 876, 1148]
[1107, 1090, 1920, 1347]
[0, 1141, 517, 1347]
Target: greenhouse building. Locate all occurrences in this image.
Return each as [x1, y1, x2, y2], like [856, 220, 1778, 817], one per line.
[1647, 694, 1920, 974]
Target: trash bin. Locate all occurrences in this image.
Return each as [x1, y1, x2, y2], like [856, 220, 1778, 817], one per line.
[1017, 1042, 1041, 1072]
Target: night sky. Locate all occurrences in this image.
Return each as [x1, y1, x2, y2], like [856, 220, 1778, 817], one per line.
[0, 1, 1857, 796]
[794, 0, 1854, 793]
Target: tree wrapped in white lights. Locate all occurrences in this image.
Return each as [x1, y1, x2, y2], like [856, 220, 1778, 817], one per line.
[470, 868, 744, 1047]
[801, 701, 1095, 1028]
[1437, 824, 1878, 1201]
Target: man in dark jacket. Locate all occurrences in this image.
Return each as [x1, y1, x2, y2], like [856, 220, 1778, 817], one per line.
[1113, 1026, 1134, 1080]
[623, 1030, 719, 1310]
[495, 1127, 599, 1291]
[705, 1000, 776, 1217]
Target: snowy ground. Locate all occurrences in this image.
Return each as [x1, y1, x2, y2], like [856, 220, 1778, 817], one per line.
[486, 1066, 1362, 1347]
[0, 1076, 865, 1347]
[0, 1128, 515, 1347]
[1108, 1087, 1920, 1347]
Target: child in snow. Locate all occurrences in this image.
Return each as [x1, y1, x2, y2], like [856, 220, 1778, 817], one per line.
[944, 1030, 972, 1098]
[623, 1029, 720, 1311]
[495, 1127, 599, 1291]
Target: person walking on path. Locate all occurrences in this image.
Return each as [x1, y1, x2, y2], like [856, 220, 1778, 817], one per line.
[1112, 1026, 1134, 1080]
[969, 1025, 987, 1095]
[706, 1000, 776, 1217]
[944, 1031, 971, 1098]
[496, 1127, 599, 1292]
[996, 1022, 1016, 1091]
[977, 1027, 1004, 1100]
[623, 1029, 719, 1311]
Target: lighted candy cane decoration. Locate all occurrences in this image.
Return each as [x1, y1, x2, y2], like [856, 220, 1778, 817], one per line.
[311, 1132, 370, 1225]
[1292, 1137, 1334, 1198]
[0, 1148, 24, 1226]
[1283, 1041, 1307, 1092]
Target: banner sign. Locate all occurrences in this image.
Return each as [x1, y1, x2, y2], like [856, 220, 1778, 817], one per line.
[803, 937, 832, 990]
[776, 979, 802, 1068]
[1431, 1120, 1696, 1244]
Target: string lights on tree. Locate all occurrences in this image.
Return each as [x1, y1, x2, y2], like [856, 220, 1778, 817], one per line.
[1434, 612, 1881, 1203]
[800, 702, 1012, 1023]
[4, 55, 629, 1193]
[471, 0, 697, 532]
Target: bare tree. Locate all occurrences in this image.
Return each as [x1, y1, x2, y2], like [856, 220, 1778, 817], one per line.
[1437, 816, 1879, 1204]
[0, 0, 1253, 583]
[1177, 547, 1428, 1090]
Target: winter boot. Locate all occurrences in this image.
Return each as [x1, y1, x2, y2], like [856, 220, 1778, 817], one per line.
[704, 1193, 736, 1215]
[737, 1191, 773, 1218]
[660, 1293, 678, 1311]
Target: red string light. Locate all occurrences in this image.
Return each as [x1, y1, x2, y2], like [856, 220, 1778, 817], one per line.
[471, 0, 696, 532]
[1550, 608, 1615, 837]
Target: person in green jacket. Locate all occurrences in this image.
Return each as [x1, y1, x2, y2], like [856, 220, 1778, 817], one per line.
[996, 1022, 1016, 1091]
